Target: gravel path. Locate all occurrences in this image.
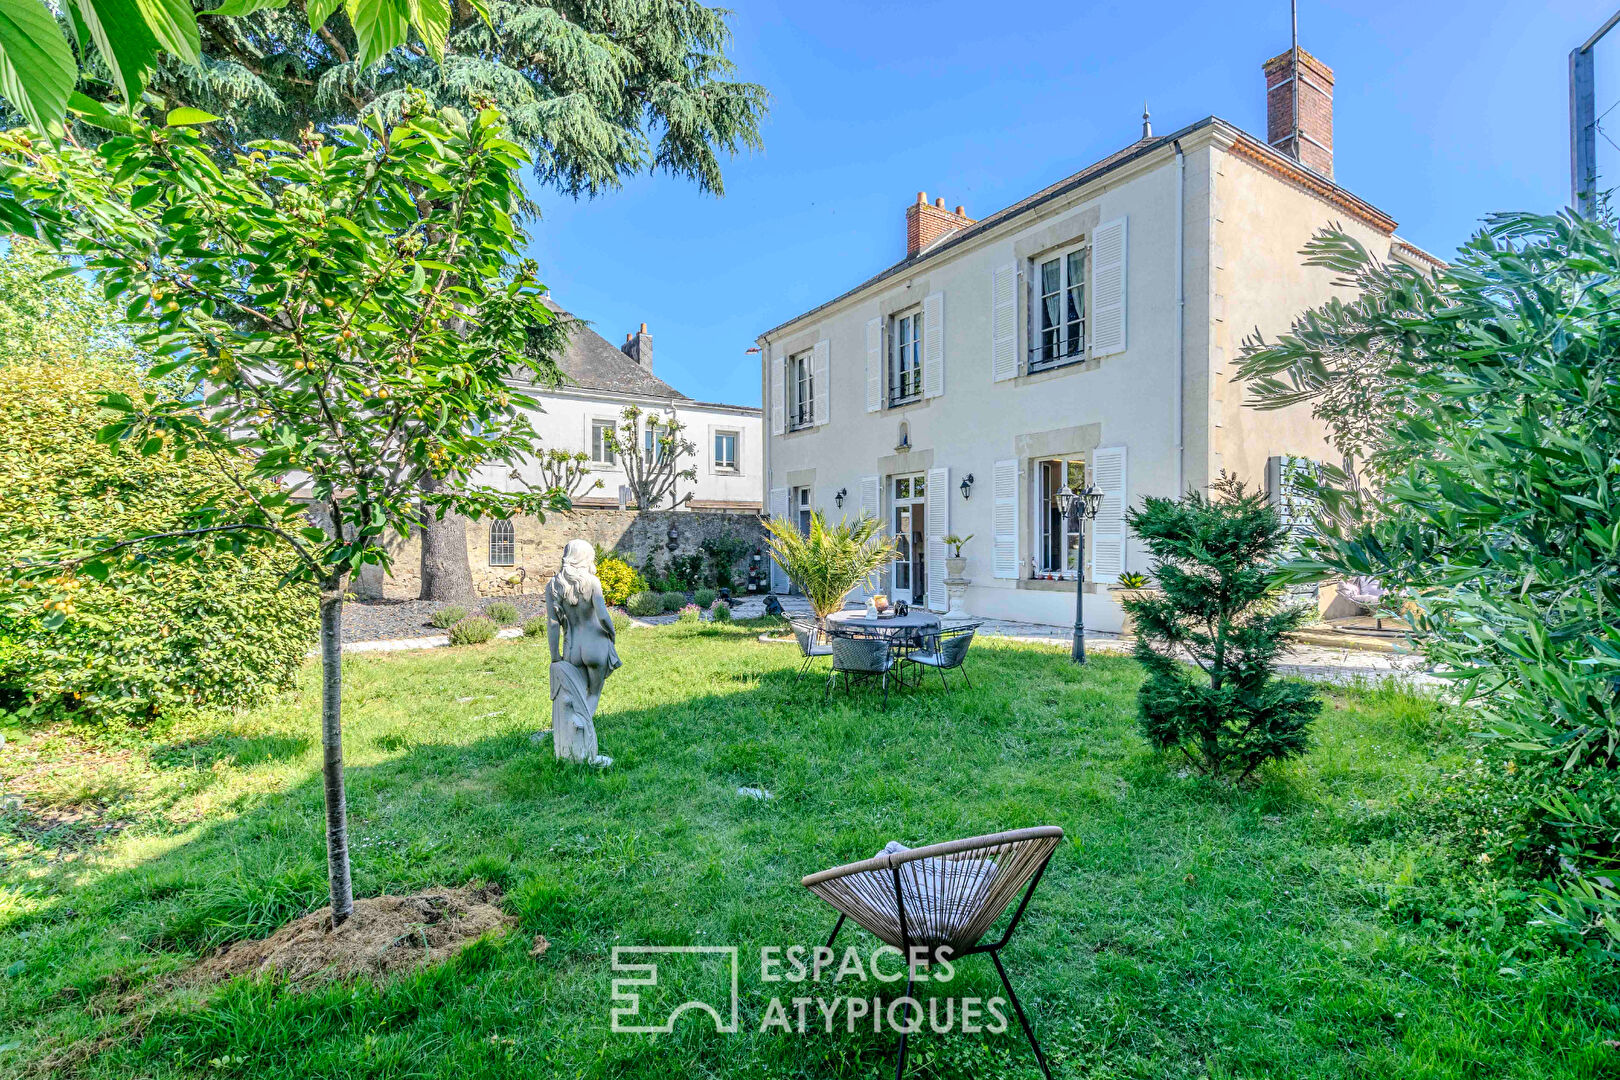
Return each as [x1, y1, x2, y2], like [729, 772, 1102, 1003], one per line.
[341, 595, 550, 643]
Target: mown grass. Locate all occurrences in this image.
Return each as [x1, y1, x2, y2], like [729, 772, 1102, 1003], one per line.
[0, 621, 1614, 1079]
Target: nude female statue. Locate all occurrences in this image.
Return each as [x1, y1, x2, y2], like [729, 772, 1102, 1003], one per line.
[545, 540, 621, 765]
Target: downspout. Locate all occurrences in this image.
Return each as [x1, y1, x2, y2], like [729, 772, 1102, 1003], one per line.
[1173, 139, 1185, 498]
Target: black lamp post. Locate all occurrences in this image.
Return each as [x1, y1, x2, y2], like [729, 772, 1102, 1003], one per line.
[1055, 483, 1105, 663]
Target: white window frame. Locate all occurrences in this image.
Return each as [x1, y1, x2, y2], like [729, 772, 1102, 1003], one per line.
[888, 309, 923, 406]
[1031, 243, 1086, 372]
[589, 418, 617, 466]
[788, 349, 815, 431]
[795, 486, 813, 535]
[489, 518, 516, 567]
[1033, 456, 1086, 579]
[713, 429, 740, 472]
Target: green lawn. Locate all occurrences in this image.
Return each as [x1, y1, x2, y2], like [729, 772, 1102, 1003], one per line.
[1, 622, 1614, 1079]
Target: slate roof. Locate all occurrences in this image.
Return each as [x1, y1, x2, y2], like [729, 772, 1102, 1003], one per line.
[539, 298, 687, 400]
[760, 116, 1410, 339]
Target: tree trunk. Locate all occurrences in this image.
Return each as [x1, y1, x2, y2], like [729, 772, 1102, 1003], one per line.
[319, 577, 355, 925]
[418, 473, 477, 603]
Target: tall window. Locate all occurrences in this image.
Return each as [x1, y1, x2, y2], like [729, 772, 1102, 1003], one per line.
[1034, 247, 1085, 370]
[713, 430, 739, 471]
[788, 350, 814, 430]
[795, 486, 812, 535]
[889, 311, 922, 405]
[489, 519, 515, 566]
[590, 419, 616, 465]
[642, 418, 669, 463]
[1035, 457, 1085, 577]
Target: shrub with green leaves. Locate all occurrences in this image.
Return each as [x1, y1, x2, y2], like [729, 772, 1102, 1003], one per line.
[693, 588, 717, 610]
[522, 615, 546, 638]
[711, 602, 732, 622]
[1237, 210, 1620, 954]
[626, 592, 661, 618]
[611, 610, 631, 635]
[485, 601, 519, 626]
[1122, 475, 1322, 782]
[661, 591, 687, 613]
[0, 353, 315, 724]
[595, 554, 646, 607]
[448, 616, 497, 646]
[429, 605, 468, 630]
[676, 604, 700, 623]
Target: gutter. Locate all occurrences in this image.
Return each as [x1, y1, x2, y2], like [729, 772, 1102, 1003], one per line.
[1173, 139, 1186, 498]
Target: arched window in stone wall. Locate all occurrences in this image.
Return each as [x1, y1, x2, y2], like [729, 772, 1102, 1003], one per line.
[489, 519, 515, 567]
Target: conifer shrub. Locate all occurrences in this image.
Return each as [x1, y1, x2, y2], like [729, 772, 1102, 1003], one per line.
[1122, 474, 1321, 782]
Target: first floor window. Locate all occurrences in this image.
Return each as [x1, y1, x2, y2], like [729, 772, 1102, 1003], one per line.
[789, 350, 814, 430]
[713, 430, 739, 471]
[889, 310, 922, 405]
[1035, 457, 1086, 576]
[1034, 246, 1085, 370]
[642, 419, 669, 463]
[590, 419, 616, 465]
[489, 519, 515, 566]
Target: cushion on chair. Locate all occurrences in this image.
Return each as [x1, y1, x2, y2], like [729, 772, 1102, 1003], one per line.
[874, 842, 998, 943]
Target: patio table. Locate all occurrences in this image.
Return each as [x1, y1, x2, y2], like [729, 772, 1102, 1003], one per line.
[825, 609, 942, 651]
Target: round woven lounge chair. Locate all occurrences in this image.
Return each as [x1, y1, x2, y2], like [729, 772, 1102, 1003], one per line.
[801, 825, 1064, 1078]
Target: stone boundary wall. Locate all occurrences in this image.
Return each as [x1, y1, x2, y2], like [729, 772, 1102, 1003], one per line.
[353, 508, 766, 599]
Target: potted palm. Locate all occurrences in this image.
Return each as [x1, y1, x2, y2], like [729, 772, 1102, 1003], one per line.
[943, 533, 973, 579]
[762, 512, 900, 626]
[1109, 571, 1157, 637]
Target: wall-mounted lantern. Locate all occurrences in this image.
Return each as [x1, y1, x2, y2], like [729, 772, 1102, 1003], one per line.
[960, 474, 975, 500]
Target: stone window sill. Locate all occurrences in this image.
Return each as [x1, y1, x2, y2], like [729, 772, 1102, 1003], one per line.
[1017, 578, 1100, 594]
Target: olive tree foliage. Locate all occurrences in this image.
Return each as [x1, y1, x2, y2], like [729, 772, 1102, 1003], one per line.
[0, 101, 566, 923]
[1236, 211, 1620, 956]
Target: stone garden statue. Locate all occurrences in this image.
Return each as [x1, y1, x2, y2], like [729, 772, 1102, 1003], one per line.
[545, 540, 621, 766]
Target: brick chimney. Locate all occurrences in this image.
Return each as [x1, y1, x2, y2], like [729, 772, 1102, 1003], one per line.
[621, 322, 652, 373]
[906, 192, 975, 258]
[1264, 47, 1334, 178]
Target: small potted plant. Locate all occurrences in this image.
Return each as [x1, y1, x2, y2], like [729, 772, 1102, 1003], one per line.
[1110, 571, 1157, 636]
[942, 534, 973, 579]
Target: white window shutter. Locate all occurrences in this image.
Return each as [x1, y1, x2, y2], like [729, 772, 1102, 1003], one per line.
[1091, 217, 1128, 357]
[770, 352, 785, 435]
[1090, 445, 1128, 582]
[991, 263, 1018, 382]
[852, 474, 883, 600]
[858, 474, 881, 522]
[922, 291, 944, 398]
[865, 317, 882, 412]
[768, 486, 790, 592]
[812, 338, 831, 426]
[925, 466, 949, 612]
[992, 458, 1019, 578]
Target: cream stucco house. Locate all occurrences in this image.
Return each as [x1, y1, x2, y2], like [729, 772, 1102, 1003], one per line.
[756, 46, 1441, 632]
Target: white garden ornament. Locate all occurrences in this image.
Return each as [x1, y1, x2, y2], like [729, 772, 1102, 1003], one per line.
[545, 540, 620, 766]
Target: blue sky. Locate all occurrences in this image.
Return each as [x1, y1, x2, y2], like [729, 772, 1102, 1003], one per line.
[525, 0, 1620, 408]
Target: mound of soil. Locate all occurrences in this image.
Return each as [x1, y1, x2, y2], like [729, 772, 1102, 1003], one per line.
[191, 885, 514, 986]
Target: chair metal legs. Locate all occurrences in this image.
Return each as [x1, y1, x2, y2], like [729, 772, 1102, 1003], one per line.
[989, 950, 1052, 1079]
[894, 968, 914, 1080]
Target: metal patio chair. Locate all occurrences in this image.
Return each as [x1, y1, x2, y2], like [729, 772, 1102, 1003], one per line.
[823, 630, 901, 707]
[903, 624, 978, 690]
[790, 619, 834, 676]
[801, 826, 1064, 1079]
